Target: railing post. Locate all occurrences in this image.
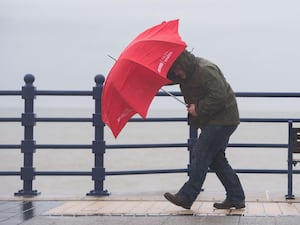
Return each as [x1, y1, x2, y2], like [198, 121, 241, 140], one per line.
[87, 74, 109, 196]
[15, 74, 40, 196]
[188, 125, 198, 176]
[286, 120, 295, 199]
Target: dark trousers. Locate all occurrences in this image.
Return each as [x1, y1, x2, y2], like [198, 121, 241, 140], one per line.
[179, 125, 245, 203]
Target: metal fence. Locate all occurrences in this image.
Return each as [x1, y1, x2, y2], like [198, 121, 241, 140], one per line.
[0, 74, 300, 199]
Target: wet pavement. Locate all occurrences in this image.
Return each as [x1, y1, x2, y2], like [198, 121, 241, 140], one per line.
[17, 214, 300, 225]
[0, 201, 62, 225]
[1, 199, 300, 225]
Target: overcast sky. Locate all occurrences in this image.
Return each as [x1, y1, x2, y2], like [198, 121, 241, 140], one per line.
[1, 0, 300, 109]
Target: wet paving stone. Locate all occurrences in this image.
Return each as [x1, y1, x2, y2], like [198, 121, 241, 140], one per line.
[0, 201, 63, 225]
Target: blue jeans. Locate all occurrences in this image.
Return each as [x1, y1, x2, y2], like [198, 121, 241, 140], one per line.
[178, 125, 245, 203]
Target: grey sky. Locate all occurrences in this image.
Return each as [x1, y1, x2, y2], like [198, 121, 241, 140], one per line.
[1, 0, 300, 108]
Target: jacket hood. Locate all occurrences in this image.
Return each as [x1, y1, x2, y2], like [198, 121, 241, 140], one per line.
[167, 50, 197, 82]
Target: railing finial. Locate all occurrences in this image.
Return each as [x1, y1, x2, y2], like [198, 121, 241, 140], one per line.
[24, 74, 35, 85]
[94, 74, 105, 85]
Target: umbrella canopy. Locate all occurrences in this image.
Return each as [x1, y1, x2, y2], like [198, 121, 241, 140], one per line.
[102, 19, 186, 137]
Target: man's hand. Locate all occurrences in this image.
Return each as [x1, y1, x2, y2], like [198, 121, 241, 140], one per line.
[187, 104, 198, 116]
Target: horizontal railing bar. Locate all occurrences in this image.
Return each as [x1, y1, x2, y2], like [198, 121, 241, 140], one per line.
[36, 118, 92, 122]
[106, 168, 188, 175]
[35, 90, 92, 96]
[236, 92, 300, 98]
[1, 117, 300, 123]
[0, 172, 20, 176]
[106, 143, 187, 149]
[105, 169, 300, 176]
[228, 143, 287, 148]
[36, 117, 184, 123]
[234, 169, 300, 174]
[0, 143, 286, 150]
[2, 169, 300, 177]
[35, 171, 91, 176]
[2, 91, 300, 98]
[2, 169, 299, 178]
[157, 91, 300, 98]
[0, 118, 93, 123]
[35, 144, 91, 149]
[0, 90, 92, 96]
[0, 91, 21, 95]
[130, 117, 186, 122]
[241, 118, 300, 123]
[0, 145, 91, 149]
[132, 117, 300, 123]
[0, 145, 20, 149]
[106, 143, 286, 149]
[35, 118, 300, 124]
[0, 118, 21, 122]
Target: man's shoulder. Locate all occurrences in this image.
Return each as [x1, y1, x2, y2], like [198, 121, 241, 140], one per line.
[197, 57, 216, 68]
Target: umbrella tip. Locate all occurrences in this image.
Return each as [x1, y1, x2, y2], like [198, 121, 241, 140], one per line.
[107, 54, 117, 61]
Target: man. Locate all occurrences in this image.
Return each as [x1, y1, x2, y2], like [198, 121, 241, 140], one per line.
[164, 50, 245, 209]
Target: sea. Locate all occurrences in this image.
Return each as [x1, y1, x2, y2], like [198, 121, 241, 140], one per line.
[1, 106, 300, 201]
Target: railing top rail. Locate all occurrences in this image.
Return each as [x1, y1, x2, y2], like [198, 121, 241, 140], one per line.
[1, 117, 300, 123]
[35, 90, 92, 96]
[2, 89, 300, 98]
[130, 117, 300, 123]
[0, 90, 21, 95]
[0, 90, 93, 96]
[156, 91, 300, 98]
[235, 92, 300, 97]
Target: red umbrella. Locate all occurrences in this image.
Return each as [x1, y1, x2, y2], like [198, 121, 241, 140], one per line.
[102, 19, 186, 137]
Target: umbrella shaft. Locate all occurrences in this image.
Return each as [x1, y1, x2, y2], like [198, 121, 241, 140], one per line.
[160, 88, 187, 106]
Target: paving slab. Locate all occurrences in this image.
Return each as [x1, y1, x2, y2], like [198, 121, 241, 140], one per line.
[1, 199, 300, 225]
[18, 215, 300, 225]
[43, 200, 300, 217]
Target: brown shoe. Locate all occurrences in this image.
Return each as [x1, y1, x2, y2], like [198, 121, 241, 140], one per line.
[213, 199, 245, 209]
[164, 192, 192, 209]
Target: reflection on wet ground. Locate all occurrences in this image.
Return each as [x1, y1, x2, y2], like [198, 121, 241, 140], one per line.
[0, 201, 62, 225]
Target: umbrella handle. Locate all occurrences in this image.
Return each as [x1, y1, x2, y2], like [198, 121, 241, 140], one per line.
[160, 88, 188, 107]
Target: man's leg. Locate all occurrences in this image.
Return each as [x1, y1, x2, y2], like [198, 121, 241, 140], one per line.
[165, 125, 238, 208]
[210, 150, 245, 203]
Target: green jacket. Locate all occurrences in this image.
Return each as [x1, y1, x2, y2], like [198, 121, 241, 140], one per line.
[179, 57, 240, 128]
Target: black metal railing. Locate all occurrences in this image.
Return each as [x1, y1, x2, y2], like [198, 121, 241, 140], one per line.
[0, 74, 299, 199]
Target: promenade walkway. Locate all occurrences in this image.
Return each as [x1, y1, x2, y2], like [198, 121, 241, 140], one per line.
[1, 166, 299, 224]
[1, 194, 300, 225]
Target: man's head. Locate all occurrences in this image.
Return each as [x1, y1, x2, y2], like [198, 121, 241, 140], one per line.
[168, 66, 187, 81]
[167, 50, 196, 82]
